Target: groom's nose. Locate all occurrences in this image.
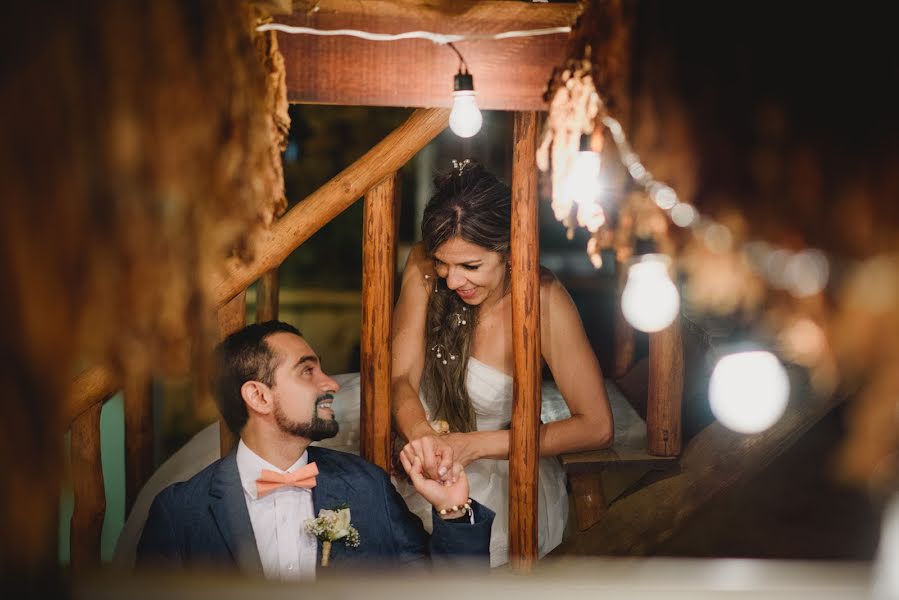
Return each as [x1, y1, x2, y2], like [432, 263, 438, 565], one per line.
[319, 371, 340, 394]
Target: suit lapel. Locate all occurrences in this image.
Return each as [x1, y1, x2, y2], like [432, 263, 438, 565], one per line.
[208, 451, 263, 575]
[309, 447, 355, 567]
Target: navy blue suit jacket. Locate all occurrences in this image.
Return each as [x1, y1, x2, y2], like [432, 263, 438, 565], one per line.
[136, 445, 494, 575]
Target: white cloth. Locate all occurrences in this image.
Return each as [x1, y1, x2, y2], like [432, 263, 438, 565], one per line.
[235, 441, 316, 582]
[394, 357, 569, 567]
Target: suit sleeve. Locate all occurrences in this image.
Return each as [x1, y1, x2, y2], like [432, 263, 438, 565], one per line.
[135, 486, 183, 569]
[380, 475, 494, 570]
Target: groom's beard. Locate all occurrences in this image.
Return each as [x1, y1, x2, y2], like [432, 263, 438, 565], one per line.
[274, 394, 340, 441]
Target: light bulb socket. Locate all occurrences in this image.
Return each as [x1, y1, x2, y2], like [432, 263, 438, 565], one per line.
[454, 72, 475, 92]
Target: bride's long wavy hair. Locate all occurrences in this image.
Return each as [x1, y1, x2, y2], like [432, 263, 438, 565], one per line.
[420, 161, 512, 433]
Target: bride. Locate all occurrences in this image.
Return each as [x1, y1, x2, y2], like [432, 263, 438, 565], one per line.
[390, 160, 613, 566]
[114, 160, 614, 569]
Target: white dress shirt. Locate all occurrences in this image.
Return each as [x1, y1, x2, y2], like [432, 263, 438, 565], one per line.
[236, 441, 317, 581]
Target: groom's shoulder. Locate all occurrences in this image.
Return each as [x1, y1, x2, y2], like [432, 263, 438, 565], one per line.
[309, 447, 390, 486]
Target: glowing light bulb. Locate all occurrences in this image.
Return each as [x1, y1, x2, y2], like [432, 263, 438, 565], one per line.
[449, 72, 482, 138]
[621, 254, 680, 332]
[564, 148, 602, 206]
[709, 350, 790, 434]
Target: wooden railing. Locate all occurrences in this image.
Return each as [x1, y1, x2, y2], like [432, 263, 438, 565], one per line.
[63, 106, 684, 574]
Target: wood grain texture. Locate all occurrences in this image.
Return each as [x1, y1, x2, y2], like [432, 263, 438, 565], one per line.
[569, 472, 607, 531]
[123, 368, 154, 514]
[212, 108, 448, 307]
[647, 317, 684, 456]
[256, 269, 280, 323]
[70, 403, 105, 572]
[66, 365, 119, 429]
[360, 174, 397, 471]
[556, 372, 843, 556]
[509, 111, 540, 573]
[280, 1, 579, 110]
[217, 290, 247, 456]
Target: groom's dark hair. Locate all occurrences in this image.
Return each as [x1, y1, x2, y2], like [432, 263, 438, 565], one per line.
[214, 320, 303, 435]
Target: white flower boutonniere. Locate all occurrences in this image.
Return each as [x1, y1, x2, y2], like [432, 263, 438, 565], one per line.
[305, 505, 360, 567]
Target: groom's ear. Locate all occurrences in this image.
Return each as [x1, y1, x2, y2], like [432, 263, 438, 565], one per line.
[241, 380, 273, 416]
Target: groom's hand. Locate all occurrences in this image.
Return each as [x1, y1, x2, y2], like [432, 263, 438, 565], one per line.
[400, 453, 470, 518]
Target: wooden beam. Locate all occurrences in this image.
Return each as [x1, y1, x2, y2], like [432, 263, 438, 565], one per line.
[66, 365, 118, 430]
[556, 373, 845, 556]
[70, 403, 105, 572]
[123, 367, 154, 514]
[509, 111, 540, 573]
[360, 174, 397, 471]
[646, 317, 684, 456]
[217, 290, 247, 456]
[256, 269, 280, 323]
[212, 107, 448, 307]
[279, 1, 579, 110]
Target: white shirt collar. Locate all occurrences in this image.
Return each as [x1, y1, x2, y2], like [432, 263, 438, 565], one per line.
[236, 439, 310, 501]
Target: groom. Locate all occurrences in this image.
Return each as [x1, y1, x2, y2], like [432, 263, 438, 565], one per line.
[137, 321, 493, 579]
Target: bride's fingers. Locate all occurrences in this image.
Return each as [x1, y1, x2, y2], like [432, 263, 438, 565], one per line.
[399, 450, 413, 475]
[419, 436, 441, 480]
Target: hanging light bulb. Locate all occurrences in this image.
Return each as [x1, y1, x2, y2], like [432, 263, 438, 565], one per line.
[568, 134, 605, 231]
[709, 350, 790, 434]
[449, 70, 482, 138]
[621, 254, 680, 332]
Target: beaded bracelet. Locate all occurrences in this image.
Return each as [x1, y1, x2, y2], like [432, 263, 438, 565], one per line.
[438, 498, 473, 517]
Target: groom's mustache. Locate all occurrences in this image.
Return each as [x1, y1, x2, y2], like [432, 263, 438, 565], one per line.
[315, 393, 334, 406]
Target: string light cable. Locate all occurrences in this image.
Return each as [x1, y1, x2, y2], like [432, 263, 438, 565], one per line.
[254, 23, 572, 44]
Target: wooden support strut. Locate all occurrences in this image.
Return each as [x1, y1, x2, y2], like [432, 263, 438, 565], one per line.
[212, 108, 449, 309]
[70, 403, 105, 571]
[360, 173, 398, 471]
[509, 111, 540, 573]
[123, 366, 154, 514]
[217, 290, 247, 456]
[65, 108, 450, 427]
[256, 269, 280, 323]
[646, 317, 684, 456]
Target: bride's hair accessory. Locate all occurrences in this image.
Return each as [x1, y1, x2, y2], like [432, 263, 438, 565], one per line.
[430, 344, 457, 365]
[452, 158, 472, 177]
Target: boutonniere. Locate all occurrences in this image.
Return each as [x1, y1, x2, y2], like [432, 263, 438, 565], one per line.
[304, 505, 360, 567]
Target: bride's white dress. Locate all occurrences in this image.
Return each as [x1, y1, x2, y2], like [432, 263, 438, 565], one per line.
[114, 368, 634, 568]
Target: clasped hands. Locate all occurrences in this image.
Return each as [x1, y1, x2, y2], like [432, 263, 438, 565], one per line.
[399, 432, 474, 520]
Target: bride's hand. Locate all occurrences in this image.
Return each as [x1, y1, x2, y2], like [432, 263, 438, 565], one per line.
[442, 433, 479, 468]
[401, 434, 455, 482]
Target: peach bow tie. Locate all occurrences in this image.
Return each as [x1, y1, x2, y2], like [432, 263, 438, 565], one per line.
[255, 462, 319, 498]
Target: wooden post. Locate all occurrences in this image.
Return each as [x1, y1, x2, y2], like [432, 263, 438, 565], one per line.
[360, 174, 397, 471]
[568, 472, 608, 531]
[217, 290, 247, 456]
[509, 111, 540, 572]
[70, 403, 105, 571]
[646, 317, 684, 456]
[256, 269, 280, 323]
[612, 258, 636, 378]
[123, 365, 154, 514]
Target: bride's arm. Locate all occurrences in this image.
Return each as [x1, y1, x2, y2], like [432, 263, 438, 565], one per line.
[391, 244, 456, 478]
[438, 275, 613, 463]
[536, 274, 614, 454]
